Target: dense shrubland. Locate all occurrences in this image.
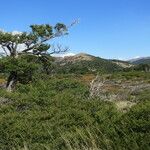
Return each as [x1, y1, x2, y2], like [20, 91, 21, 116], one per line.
[0, 70, 150, 150]
[54, 57, 123, 74]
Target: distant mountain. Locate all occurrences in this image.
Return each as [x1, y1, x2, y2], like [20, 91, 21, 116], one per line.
[129, 57, 150, 65]
[53, 53, 130, 74]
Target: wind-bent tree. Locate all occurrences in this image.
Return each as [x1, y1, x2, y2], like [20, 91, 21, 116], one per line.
[0, 22, 76, 91]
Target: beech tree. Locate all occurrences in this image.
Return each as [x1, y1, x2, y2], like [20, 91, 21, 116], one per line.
[0, 22, 76, 91]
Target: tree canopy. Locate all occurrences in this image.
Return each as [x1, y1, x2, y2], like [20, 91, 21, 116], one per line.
[0, 22, 76, 91]
[0, 23, 69, 58]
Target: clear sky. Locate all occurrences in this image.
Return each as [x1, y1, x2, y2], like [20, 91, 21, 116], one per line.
[0, 0, 150, 59]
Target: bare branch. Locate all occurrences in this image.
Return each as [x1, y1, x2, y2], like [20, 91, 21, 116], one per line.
[67, 19, 80, 28]
[21, 32, 63, 53]
[1, 46, 9, 56]
[49, 44, 69, 55]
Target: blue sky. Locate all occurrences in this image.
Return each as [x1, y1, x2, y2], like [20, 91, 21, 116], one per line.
[0, 0, 150, 59]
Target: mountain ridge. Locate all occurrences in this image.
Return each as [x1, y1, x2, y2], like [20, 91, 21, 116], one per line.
[54, 53, 150, 65]
[128, 56, 150, 64]
[53, 53, 129, 74]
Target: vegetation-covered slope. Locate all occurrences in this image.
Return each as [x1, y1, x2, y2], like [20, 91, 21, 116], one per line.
[0, 71, 150, 150]
[53, 53, 124, 74]
[129, 57, 150, 65]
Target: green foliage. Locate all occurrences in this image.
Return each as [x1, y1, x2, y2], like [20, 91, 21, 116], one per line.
[110, 71, 150, 80]
[0, 72, 149, 150]
[114, 101, 150, 150]
[30, 24, 53, 37]
[54, 23, 67, 33]
[36, 44, 50, 52]
[0, 22, 68, 90]
[133, 64, 150, 72]
[55, 57, 123, 75]
[0, 55, 41, 84]
[0, 23, 67, 46]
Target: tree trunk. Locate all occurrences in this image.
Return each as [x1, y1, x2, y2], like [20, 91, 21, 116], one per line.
[6, 71, 18, 92]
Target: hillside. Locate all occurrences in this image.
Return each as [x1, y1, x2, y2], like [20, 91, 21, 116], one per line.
[129, 57, 150, 65]
[0, 71, 150, 150]
[0, 53, 150, 150]
[53, 53, 127, 74]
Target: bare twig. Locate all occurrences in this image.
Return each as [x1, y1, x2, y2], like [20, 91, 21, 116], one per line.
[1, 46, 9, 56]
[49, 44, 69, 55]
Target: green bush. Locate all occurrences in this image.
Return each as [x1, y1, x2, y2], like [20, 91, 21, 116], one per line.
[0, 73, 150, 150]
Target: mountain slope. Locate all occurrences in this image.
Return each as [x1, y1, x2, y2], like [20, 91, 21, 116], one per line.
[54, 53, 126, 74]
[129, 57, 150, 65]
